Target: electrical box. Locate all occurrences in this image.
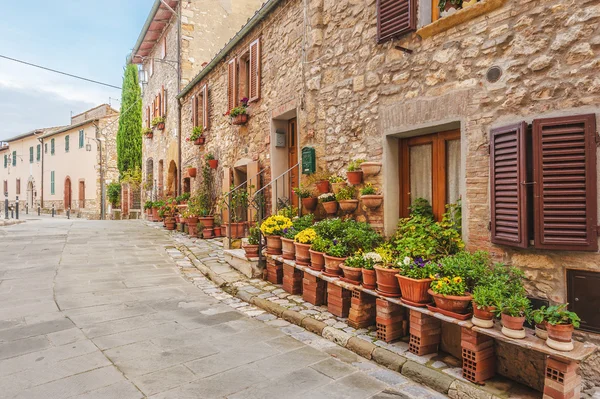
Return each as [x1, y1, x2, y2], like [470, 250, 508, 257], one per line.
[301, 147, 316, 175]
[275, 130, 286, 148]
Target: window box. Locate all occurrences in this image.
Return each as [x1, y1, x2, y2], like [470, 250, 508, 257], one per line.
[232, 114, 248, 125]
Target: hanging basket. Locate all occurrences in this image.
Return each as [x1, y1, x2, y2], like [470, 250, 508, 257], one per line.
[232, 114, 248, 125]
[194, 136, 206, 145]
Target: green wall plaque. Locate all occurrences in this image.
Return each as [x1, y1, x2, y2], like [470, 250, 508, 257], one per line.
[301, 147, 316, 175]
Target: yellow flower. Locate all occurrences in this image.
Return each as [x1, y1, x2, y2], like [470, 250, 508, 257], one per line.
[436, 281, 443, 289]
[453, 276, 462, 283]
[429, 274, 435, 280]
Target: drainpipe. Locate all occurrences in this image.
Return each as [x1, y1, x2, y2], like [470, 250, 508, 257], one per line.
[37, 134, 44, 208]
[177, 2, 182, 196]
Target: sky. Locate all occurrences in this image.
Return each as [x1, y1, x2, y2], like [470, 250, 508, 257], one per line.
[0, 0, 154, 140]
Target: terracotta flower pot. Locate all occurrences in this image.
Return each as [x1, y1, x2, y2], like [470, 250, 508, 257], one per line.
[243, 244, 259, 259]
[338, 199, 358, 213]
[321, 201, 338, 215]
[266, 235, 282, 255]
[232, 114, 248, 125]
[323, 254, 347, 277]
[309, 249, 325, 271]
[362, 268, 377, 290]
[374, 265, 401, 297]
[281, 237, 296, 260]
[165, 217, 176, 230]
[501, 313, 526, 331]
[145, 132, 153, 139]
[360, 162, 382, 176]
[194, 136, 205, 145]
[188, 168, 197, 178]
[396, 275, 432, 306]
[315, 180, 329, 194]
[202, 228, 214, 238]
[232, 222, 245, 238]
[213, 226, 222, 237]
[152, 208, 159, 222]
[546, 323, 574, 343]
[157, 122, 165, 130]
[361, 195, 383, 209]
[346, 170, 363, 185]
[199, 216, 214, 228]
[473, 304, 496, 321]
[294, 242, 311, 266]
[331, 182, 347, 195]
[301, 197, 318, 212]
[208, 159, 218, 169]
[428, 290, 472, 314]
[341, 265, 362, 285]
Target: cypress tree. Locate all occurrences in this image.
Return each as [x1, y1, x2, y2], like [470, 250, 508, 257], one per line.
[116, 64, 143, 175]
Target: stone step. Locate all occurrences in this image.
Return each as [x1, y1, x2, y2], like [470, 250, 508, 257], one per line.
[223, 248, 261, 278]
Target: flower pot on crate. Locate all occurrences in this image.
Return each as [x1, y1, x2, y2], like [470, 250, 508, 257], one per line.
[338, 200, 358, 213]
[308, 249, 325, 271]
[213, 226, 222, 237]
[315, 180, 329, 194]
[266, 235, 282, 255]
[323, 254, 346, 277]
[331, 182, 347, 195]
[360, 162, 382, 176]
[199, 216, 215, 229]
[535, 323, 548, 340]
[281, 237, 296, 260]
[243, 244, 259, 259]
[232, 114, 248, 125]
[428, 290, 472, 314]
[202, 228, 214, 239]
[186, 217, 199, 237]
[500, 313, 526, 339]
[361, 195, 383, 209]
[157, 122, 165, 130]
[374, 265, 401, 297]
[165, 217, 176, 230]
[294, 242, 311, 266]
[546, 324, 575, 351]
[232, 222, 245, 238]
[152, 208, 159, 222]
[208, 159, 219, 169]
[396, 275, 432, 307]
[188, 168, 197, 178]
[346, 170, 363, 185]
[194, 136, 206, 145]
[341, 265, 362, 285]
[362, 268, 377, 290]
[321, 201, 338, 215]
[472, 304, 496, 328]
[301, 197, 318, 213]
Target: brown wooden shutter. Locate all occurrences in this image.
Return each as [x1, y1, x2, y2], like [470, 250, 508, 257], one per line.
[201, 84, 209, 130]
[161, 85, 167, 117]
[490, 122, 529, 248]
[146, 106, 151, 128]
[227, 58, 237, 111]
[533, 114, 598, 251]
[191, 95, 197, 127]
[249, 39, 261, 102]
[377, 0, 416, 43]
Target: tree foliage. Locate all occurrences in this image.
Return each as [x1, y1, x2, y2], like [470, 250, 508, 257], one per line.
[116, 64, 143, 176]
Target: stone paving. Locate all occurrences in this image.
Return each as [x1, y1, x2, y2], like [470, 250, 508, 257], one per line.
[0, 216, 447, 398]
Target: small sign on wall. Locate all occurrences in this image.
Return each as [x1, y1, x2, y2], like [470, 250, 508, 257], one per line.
[275, 130, 286, 148]
[302, 147, 315, 175]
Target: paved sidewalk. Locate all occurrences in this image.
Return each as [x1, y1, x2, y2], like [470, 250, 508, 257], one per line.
[0, 217, 446, 398]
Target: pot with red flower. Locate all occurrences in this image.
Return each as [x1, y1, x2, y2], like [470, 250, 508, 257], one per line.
[395, 256, 435, 307]
[152, 116, 165, 131]
[346, 159, 364, 185]
[533, 304, 580, 351]
[319, 193, 338, 215]
[230, 98, 249, 125]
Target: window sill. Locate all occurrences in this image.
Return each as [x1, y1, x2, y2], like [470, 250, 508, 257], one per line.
[417, 0, 507, 39]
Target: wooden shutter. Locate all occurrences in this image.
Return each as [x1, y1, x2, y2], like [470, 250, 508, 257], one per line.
[227, 58, 237, 111]
[376, 0, 416, 43]
[161, 85, 167, 117]
[249, 39, 261, 102]
[201, 84, 209, 130]
[146, 106, 150, 128]
[191, 95, 197, 127]
[490, 122, 529, 248]
[533, 114, 597, 251]
[567, 270, 600, 333]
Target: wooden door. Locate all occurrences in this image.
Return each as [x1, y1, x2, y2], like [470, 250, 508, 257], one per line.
[288, 118, 298, 208]
[79, 181, 85, 209]
[64, 178, 72, 210]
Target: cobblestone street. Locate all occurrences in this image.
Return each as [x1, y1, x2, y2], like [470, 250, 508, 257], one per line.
[0, 217, 445, 398]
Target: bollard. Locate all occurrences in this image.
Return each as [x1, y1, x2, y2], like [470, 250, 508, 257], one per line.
[15, 196, 19, 220]
[26, 204, 28, 215]
[38, 206, 40, 216]
[11, 207, 14, 219]
[4, 193, 7, 220]
[67, 208, 70, 219]
[52, 204, 55, 217]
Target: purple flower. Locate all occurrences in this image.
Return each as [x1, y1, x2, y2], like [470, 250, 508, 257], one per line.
[333, 239, 338, 245]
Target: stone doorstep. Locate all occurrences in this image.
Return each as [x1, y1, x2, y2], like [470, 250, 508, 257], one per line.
[223, 248, 261, 278]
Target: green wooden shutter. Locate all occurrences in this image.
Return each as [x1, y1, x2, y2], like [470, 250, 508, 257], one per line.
[3, 154, 6, 168]
[65, 135, 70, 152]
[51, 171, 55, 195]
[51, 139, 55, 155]
[37, 145, 41, 161]
[29, 147, 33, 163]
[12, 151, 16, 166]
[79, 130, 84, 148]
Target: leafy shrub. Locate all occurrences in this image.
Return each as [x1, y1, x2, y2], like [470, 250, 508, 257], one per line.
[532, 304, 580, 327]
[311, 236, 331, 252]
[430, 276, 467, 296]
[335, 186, 355, 201]
[107, 182, 121, 207]
[360, 184, 378, 196]
[500, 293, 531, 318]
[472, 282, 504, 310]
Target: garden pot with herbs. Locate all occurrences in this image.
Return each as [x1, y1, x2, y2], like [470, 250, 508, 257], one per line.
[294, 186, 317, 213]
[294, 228, 316, 266]
[336, 186, 358, 213]
[329, 175, 346, 194]
[395, 256, 435, 307]
[342, 253, 365, 285]
[205, 153, 218, 169]
[346, 159, 364, 185]
[533, 304, 580, 351]
[500, 293, 531, 339]
[471, 283, 503, 328]
[260, 215, 292, 255]
[152, 116, 165, 131]
[323, 241, 350, 277]
[230, 98, 249, 125]
[309, 236, 329, 271]
[360, 184, 383, 209]
[188, 126, 204, 145]
[319, 193, 338, 215]
[243, 227, 260, 259]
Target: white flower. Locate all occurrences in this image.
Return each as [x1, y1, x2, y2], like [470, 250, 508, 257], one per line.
[363, 252, 382, 263]
[403, 256, 411, 266]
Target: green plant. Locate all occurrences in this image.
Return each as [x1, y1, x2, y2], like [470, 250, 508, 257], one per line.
[260, 215, 293, 236]
[175, 192, 191, 203]
[314, 218, 345, 240]
[248, 226, 261, 245]
[344, 253, 365, 268]
[342, 220, 382, 253]
[438, 0, 463, 12]
[151, 116, 165, 126]
[117, 64, 143, 175]
[329, 175, 345, 184]
[396, 256, 438, 280]
[472, 282, 504, 310]
[144, 200, 153, 210]
[347, 159, 365, 172]
[409, 198, 434, 219]
[311, 236, 332, 252]
[142, 127, 153, 135]
[501, 293, 531, 318]
[430, 276, 467, 296]
[436, 251, 490, 292]
[292, 214, 314, 232]
[277, 205, 298, 219]
[295, 228, 317, 244]
[532, 304, 581, 328]
[293, 185, 313, 198]
[229, 98, 249, 117]
[205, 153, 215, 161]
[326, 241, 351, 258]
[335, 186, 355, 201]
[307, 171, 331, 185]
[360, 184, 377, 196]
[107, 182, 121, 207]
[318, 193, 336, 203]
[189, 126, 203, 141]
[282, 227, 298, 239]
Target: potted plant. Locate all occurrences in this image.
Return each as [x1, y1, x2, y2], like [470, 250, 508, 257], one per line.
[281, 227, 297, 260]
[206, 153, 218, 169]
[323, 240, 350, 277]
[374, 263, 401, 298]
[182, 204, 200, 237]
[319, 193, 338, 215]
[329, 175, 346, 195]
[309, 236, 330, 271]
[395, 256, 436, 307]
[360, 184, 383, 209]
[187, 166, 197, 178]
[294, 186, 317, 213]
[361, 252, 382, 290]
[176, 192, 191, 205]
[471, 282, 503, 328]
[428, 275, 472, 315]
[360, 161, 382, 176]
[294, 228, 316, 266]
[500, 293, 531, 339]
[152, 200, 164, 222]
[336, 186, 358, 213]
[260, 215, 293, 255]
[533, 304, 580, 351]
[243, 227, 260, 259]
[230, 98, 249, 125]
[144, 200, 153, 219]
[213, 215, 222, 237]
[143, 127, 153, 139]
[309, 171, 330, 194]
[152, 116, 165, 130]
[188, 126, 205, 145]
[341, 253, 363, 285]
[163, 199, 178, 230]
[346, 159, 364, 185]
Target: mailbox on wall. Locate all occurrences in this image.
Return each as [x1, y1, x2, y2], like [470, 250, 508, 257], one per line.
[301, 147, 315, 175]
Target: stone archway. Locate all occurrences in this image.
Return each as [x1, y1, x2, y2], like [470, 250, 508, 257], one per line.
[166, 160, 177, 197]
[64, 177, 72, 210]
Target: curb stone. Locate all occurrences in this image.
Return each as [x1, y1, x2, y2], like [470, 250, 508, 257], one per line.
[347, 336, 376, 360]
[372, 347, 407, 372]
[402, 360, 455, 394]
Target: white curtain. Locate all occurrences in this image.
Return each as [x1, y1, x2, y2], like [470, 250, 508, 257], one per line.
[446, 139, 461, 204]
[410, 144, 433, 205]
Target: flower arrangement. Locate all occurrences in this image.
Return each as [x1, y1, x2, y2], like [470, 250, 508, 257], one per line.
[260, 215, 293, 236]
[188, 126, 203, 141]
[430, 276, 467, 296]
[397, 256, 438, 280]
[318, 193, 336, 203]
[295, 228, 317, 244]
[329, 175, 345, 183]
[230, 97, 249, 117]
[335, 186, 355, 201]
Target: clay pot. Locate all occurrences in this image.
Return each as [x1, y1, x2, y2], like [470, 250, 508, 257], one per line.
[331, 182, 347, 194]
[360, 162, 382, 176]
[202, 228, 214, 238]
[232, 222, 245, 238]
[323, 254, 347, 277]
[208, 159, 219, 169]
[374, 265, 401, 297]
[501, 313, 526, 331]
[341, 265, 362, 285]
[362, 268, 377, 290]
[165, 217, 176, 230]
[309, 249, 325, 271]
[199, 216, 214, 228]
[232, 114, 248, 125]
[294, 242, 311, 266]
[346, 170, 363, 185]
[396, 275, 432, 306]
[535, 323, 548, 340]
[243, 244, 259, 259]
[152, 208, 159, 222]
[321, 201, 338, 215]
[361, 195, 383, 209]
[301, 197, 318, 212]
[266, 235, 282, 255]
[213, 226, 222, 237]
[546, 323, 574, 343]
[338, 200, 358, 213]
[145, 132, 153, 139]
[188, 168, 197, 178]
[429, 290, 472, 314]
[194, 136, 205, 145]
[473, 304, 496, 321]
[157, 122, 165, 130]
[281, 237, 296, 260]
[315, 180, 329, 194]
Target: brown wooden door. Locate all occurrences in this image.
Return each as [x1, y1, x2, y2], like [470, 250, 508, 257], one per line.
[79, 181, 85, 209]
[64, 178, 72, 210]
[288, 118, 298, 208]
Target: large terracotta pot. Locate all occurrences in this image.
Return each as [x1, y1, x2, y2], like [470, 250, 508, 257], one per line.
[165, 217, 176, 230]
[429, 290, 472, 314]
[361, 195, 383, 209]
[321, 201, 338, 215]
[374, 265, 401, 297]
[323, 254, 347, 277]
[281, 237, 296, 260]
[186, 217, 199, 237]
[362, 268, 377, 290]
[243, 244, 259, 259]
[152, 208, 159, 222]
[396, 275, 432, 306]
[360, 162, 382, 176]
[301, 197, 318, 212]
[294, 242, 311, 266]
[228, 222, 244, 238]
[501, 313, 525, 331]
[341, 265, 362, 285]
[546, 323, 574, 343]
[213, 226, 222, 237]
[331, 182, 347, 195]
[315, 180, 329, 194]
[473, 303, 496, 321]
[266, 235, 282, 255]
[188, 168, 197, 178]
[338, 200, 358, 213]
[232, 114, 248, 125]
[199, 216, 215, 228]
[346, 170, 363, 185]
[194, 136, 206, 145]
[309, 249, 325, 271]
[202, 228, 214, 238]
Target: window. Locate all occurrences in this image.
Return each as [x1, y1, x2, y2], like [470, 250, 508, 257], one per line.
[249, 38, 261, 102]
[399, 130, 461, 220]
[29, 147, 33, 163]
[79, 130, 84, 148]
[65, 135, 70, 152]
[490, 114, 597, 251]
[51, 138, 55, 155]
[3, 154, 7, 168]
[192, 85, 209, 130]
[45, 143, 48, 154]
[12, 151, 16, 166]
[227, 58, 237, 112]
[239, 52, 251, 100]
[50, 171, 55, 195]
[16, 179, 20, 195]
[377, 0, 416, 43]
[36, 144, 41, 161]
[567, 270, 600, 333]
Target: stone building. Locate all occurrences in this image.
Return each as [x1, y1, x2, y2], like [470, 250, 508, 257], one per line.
[172, 0, 600, 390]
[0, 104, 119, 219]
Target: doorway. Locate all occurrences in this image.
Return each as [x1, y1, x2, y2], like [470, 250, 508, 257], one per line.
[288, 118, 298, 208]
[79, 180, 85, 208]
[27, 181, 34, 208]
[64, 177, 72, 210]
